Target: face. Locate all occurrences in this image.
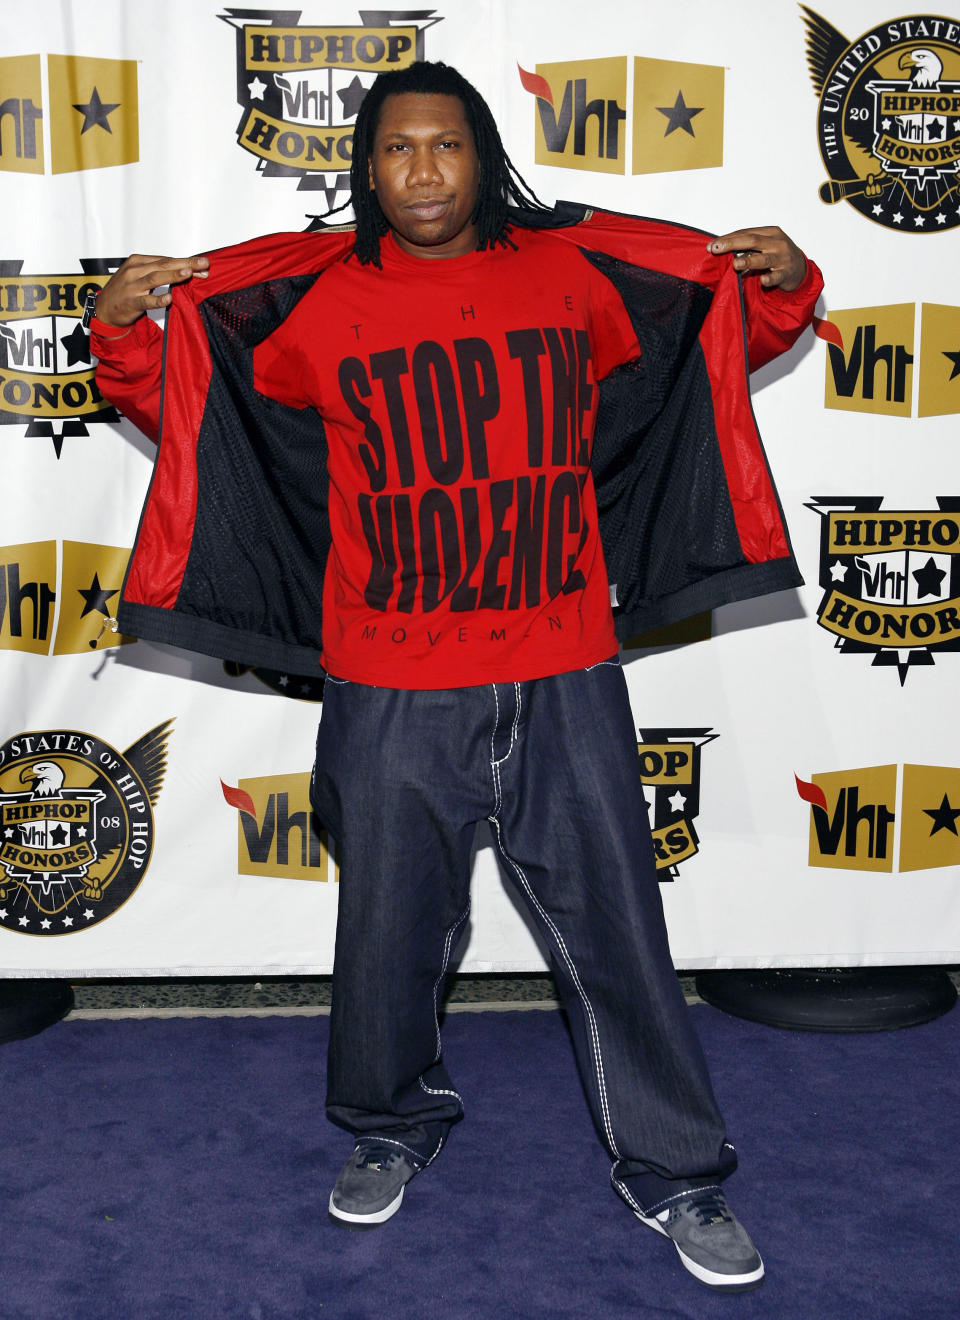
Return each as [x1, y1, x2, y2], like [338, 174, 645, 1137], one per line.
[368, 92, 480, 259]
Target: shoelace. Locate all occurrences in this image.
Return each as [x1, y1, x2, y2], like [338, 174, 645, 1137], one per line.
[355, 1145, 401, 1171]
[681, 1192, 733, 1227]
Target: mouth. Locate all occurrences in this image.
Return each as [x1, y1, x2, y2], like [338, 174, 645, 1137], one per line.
[406, 199, 451, 220]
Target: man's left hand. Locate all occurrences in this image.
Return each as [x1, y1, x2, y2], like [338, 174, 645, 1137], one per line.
[708, 228, 807, 291]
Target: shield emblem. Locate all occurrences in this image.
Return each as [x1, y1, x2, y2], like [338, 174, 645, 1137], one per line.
[0, 773, 105, 903]
[867, 59, 960, 196]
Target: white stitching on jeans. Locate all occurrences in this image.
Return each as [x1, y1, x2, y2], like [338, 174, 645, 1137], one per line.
[490, 684, 499, 776]
[489, 687, 503, 810]
[432, 903, 470, 1058]
[611, 1169, 724, 1218]
[486, 678, 620, 1160]
[414, 902, 469, 1169]
[490, 682, 521, 770]
[421, 1131, 445, 1167]
[488, 820, 621, 1159]
[357, 1135, 428, 1168]
[630, 1182, 723, 1218]
[611, 1167, 644, 1215]
[417, 903, 469, 1104]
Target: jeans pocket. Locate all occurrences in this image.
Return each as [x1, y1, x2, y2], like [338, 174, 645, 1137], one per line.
[585, 653, 621, 671]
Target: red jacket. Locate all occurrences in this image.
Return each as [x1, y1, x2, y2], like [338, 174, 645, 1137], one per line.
[93, 206, 822, 675]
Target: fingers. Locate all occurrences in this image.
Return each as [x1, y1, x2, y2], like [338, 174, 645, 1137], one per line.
[121, 254, 210, 301]
[119, 253, 210, 276]
[710, 228, 773, 253]
[707, 227, 806, 291]
[95, 253, 210, 327]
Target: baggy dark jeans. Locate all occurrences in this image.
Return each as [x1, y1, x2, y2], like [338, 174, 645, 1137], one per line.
[310, 658, 737, 1214]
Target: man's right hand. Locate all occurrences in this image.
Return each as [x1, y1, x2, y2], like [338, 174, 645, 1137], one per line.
[95, 253, 210, 327]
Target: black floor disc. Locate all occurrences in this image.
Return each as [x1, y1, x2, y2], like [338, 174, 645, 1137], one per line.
[694, 967, 957, 1032]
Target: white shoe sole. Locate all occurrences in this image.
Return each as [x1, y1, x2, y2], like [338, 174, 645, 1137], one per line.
[640, 1211, 765, 1291]
[328, 1184, 404, 1227]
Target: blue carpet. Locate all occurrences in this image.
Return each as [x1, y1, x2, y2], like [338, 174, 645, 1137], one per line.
[2, 1003, 957, 1319]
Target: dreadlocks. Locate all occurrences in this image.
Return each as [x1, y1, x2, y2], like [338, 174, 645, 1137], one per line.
[332, 60, 550, 266]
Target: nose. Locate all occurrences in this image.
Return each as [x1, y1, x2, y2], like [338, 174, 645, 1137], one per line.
[406, 146, 443, 186]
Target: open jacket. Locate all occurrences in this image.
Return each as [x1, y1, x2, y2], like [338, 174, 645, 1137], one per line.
[93, 204, 822, 676]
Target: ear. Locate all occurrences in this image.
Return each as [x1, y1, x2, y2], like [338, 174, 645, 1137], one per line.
[367, 158, 375, 192]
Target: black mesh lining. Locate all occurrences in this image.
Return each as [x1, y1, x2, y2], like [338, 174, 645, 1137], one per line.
[173, 275, 331, 662]
[582, 248, 751, 631]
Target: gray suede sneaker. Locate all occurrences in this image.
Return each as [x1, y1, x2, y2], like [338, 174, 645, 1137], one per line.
[639, 1189, 764, 1292]
[328, 1144, 419, 1228]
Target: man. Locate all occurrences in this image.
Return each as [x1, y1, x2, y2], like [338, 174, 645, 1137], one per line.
[92, 60, 821, 1294]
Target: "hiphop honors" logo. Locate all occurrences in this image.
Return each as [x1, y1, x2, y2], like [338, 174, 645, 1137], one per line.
[808, 496, 960, 682]
[0, 261, 123, 453]
[220, 6, 442, 208]
[638, 728, 716, 879]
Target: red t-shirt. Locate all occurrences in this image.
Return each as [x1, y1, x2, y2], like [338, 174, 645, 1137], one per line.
[252, 226, 641, 689]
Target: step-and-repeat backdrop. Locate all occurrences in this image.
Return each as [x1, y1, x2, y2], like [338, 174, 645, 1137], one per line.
[1, 0, 958, 974]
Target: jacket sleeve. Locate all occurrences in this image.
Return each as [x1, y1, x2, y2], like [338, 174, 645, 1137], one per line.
[91, 314, 164, 444]
[742, 256, 823, 372]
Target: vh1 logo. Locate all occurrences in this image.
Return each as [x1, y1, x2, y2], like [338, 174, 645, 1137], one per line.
[817, 303, 960, 418]
[0, 540, 133, 656]
[223, 773, 337, 882]
[796, 764, 960, 873]
[520, 55, 723, 176]
[0, 54, 138, 174]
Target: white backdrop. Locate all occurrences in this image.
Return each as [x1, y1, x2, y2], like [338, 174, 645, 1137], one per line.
[1, 0, 959, 974]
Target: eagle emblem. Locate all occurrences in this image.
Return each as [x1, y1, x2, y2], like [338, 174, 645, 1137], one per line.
[0, 721, 173, 935]
[802, 8, 960, 231]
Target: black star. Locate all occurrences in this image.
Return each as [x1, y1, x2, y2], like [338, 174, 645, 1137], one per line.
[337, 75, 367, 121]
[60, 320, 91, 367]
[49, 823, 68, 847]
[72, 87, 120, 135]
[77, 572, 119, 619]
[923, 793, 960, 836]
[912, 556, 947, 599]
[944, 349, 960, 380]
[926, 118, 945, 141]
[656, 90, 703, 137]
